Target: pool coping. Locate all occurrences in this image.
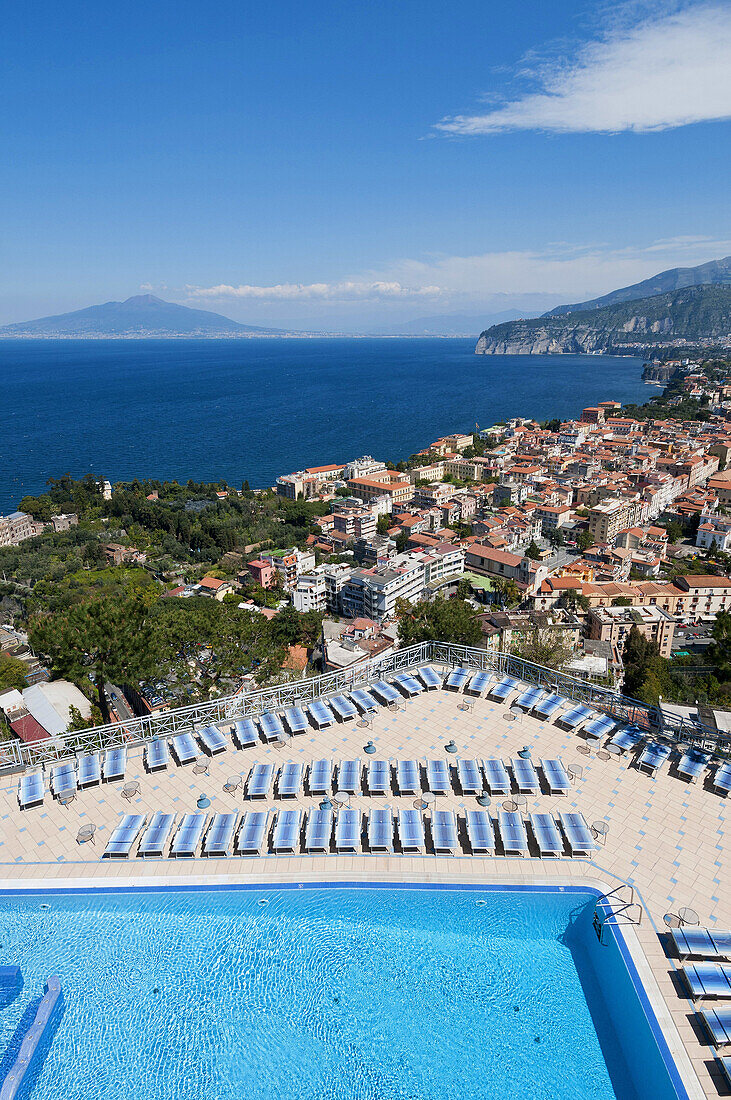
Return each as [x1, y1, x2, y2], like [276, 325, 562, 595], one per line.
[0, 870, 705, 1100]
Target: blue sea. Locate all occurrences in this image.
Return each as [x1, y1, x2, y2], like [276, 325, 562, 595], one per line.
[0, 885, 676, 1100]
[0, 339, 649, 512]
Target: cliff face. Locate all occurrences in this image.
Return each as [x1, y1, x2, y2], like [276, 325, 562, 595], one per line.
[475, 285, 731, 355]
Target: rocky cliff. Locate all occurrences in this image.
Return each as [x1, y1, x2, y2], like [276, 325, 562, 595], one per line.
[475, 285, 731, 355]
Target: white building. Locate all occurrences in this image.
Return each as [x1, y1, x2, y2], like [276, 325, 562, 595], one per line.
[344, 456, 386, 480]
[696, 513, 731, 552]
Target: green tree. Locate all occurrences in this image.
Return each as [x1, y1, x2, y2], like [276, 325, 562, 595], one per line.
[547, 528, 565, 547]
[395, 596, 482, 647]
[376, 515, 391, 535]
[0, 652, 27, 692]
[491, 577, 521, 608]
[612, 597, 632, 607]
[525, 540, 541, 561]
[395, 530, 409, 553]
[576, 531, 594, 552]
[30, 594, 158, 722]
[512, 628, 574, 671]
[559, 588, 590, 612]
[665, 521, 683, 544]
[708, 610, 731, 682]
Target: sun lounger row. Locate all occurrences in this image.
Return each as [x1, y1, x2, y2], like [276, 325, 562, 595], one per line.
[102, 806, 598, 859]
[18, 747, 128, 808]
[667, 927, 731, 1070]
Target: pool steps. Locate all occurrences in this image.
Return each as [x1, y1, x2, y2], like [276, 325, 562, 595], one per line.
[0, 975, 63, 1100]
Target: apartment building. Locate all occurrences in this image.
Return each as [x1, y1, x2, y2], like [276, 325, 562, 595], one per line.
[534, 503, 572, 532]
[588, 496, 642, 543]
[347, 470, 414, 507]
[463, 545, 549, 594]
[696, 513, 731, 552]
[0, 512, 37, 547]
[292, 569, 327, 613]
[263, 547, 316, 590]
[340, 554, 426, 621]
[586, 605, 676, 659]
[331, 506, 376, 541]
[276, 463, 344, 500]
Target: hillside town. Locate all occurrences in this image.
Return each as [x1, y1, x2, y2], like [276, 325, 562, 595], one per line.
[1, 355, 730, 740]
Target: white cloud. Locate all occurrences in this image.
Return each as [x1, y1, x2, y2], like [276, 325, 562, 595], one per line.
[187, 280, 442, 302]
[436, 4, 731, 135]
[182, 236, 731, 318]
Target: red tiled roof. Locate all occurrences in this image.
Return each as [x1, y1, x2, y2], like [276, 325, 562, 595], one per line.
[11, 713, 49, 744]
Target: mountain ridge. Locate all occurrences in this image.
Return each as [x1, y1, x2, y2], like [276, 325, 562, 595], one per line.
[475, 285, 731, 355]
[0, 294, 288, 337]
[543, 255, 731, 317]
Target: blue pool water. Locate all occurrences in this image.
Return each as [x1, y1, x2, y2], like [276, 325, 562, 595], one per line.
[0, 886, 681, 1100]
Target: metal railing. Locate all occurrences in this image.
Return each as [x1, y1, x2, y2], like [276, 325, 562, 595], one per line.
[1, 641, 728, 772]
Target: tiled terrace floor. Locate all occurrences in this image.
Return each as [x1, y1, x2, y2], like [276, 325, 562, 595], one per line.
[0, 680, 729, 1095]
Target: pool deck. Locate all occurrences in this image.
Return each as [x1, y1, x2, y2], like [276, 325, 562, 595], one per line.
[1, 685, 728, 1096]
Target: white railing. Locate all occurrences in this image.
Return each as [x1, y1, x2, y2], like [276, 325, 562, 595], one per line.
[1, 641, 727, 772]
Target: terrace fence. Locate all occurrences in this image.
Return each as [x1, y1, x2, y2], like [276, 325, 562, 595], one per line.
[1, 642, 727, 773]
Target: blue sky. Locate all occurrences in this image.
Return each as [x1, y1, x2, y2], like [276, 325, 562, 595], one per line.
[1, 0, 730, 329]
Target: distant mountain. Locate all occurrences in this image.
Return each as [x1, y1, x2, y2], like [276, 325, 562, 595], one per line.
[0, 294, 287, 337]
[475, 285, 731, 355]
[543, 255, 731, 317]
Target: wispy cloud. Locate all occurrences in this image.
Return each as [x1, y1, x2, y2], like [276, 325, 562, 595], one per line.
[436, 4, 731, 135]
[182, 236, 731, 315]
[186, 280, 442, 301]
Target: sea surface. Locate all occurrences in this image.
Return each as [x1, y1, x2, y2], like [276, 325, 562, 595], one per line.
[0, 338, 648, 512]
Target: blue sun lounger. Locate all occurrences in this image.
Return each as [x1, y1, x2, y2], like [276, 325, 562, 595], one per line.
[77, 753, 101, 788]
[233, 718, 259, 748]
[515, 685, 545, 711]
[171, 732, 198, 765]
[511, 756, 540, 794]
[699, 1008, 731, 1049]
[309, 758, 333, 795]
[677, 747, 711, 783]
[102, 813, 146, 858]
[681, 963, 731, 1004]
[672, 929, 731, 961]
[717, 1054, 731, 1089]
[396, 759, 420, 793]
[308, 699, 335, 729]
[607, 725, 644, 753]
[305, 807, 333, 853]
[350, 688, 379, 714]
[558, 703, 597, 730]
[392, 672, 423, 697]
[368, 807, 393, 852]
[444, 666, 470, 692]
[335, 808, 362, 852]
[272, 809, 302, 853]
[246, 763, 275, 799]
[416, 665, 442, 690]
[330, 694, 357, 721]
[426, 758, 450, 794]
[397, 808, 426, 853]
[466, 810, 495, 854]
[170, 813, 207, 857]
[259, 711, 285, 742]
[457, 758, 482, 793]
[466, 669, 493, 696]
[559, 812, 597, 857]
[713, 763, 731, 797]
[283, 706, 308, 734]
[529, 813, 564, 858]
[138, 812, 176, 858]
[533, 693, 567, 720]
[236, 810, 270, 855]
[367, 758, 391, 795]
[278, 761, 304, 798]
[18, 772, 44, 810]
[203, 812, 238, 857]
[145, 739, 169, 771]
[482, 758, 511, 794]
[103, 746, 127, 782]
[541, 758, 571, 795]
[337, 759, 361, 794]
[498, 810, 529, 856]
[51, 762, 76, 798]
[489, 676, 521, 702]
[583, 713, 618, 742]
[637, 741, 672, 777]
[431, 810, 459, 854]
[371, 680, 399, 705]
[198, 725, 228, 756]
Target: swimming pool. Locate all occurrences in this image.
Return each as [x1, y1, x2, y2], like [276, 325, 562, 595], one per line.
[0, 884, 687, 1100]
